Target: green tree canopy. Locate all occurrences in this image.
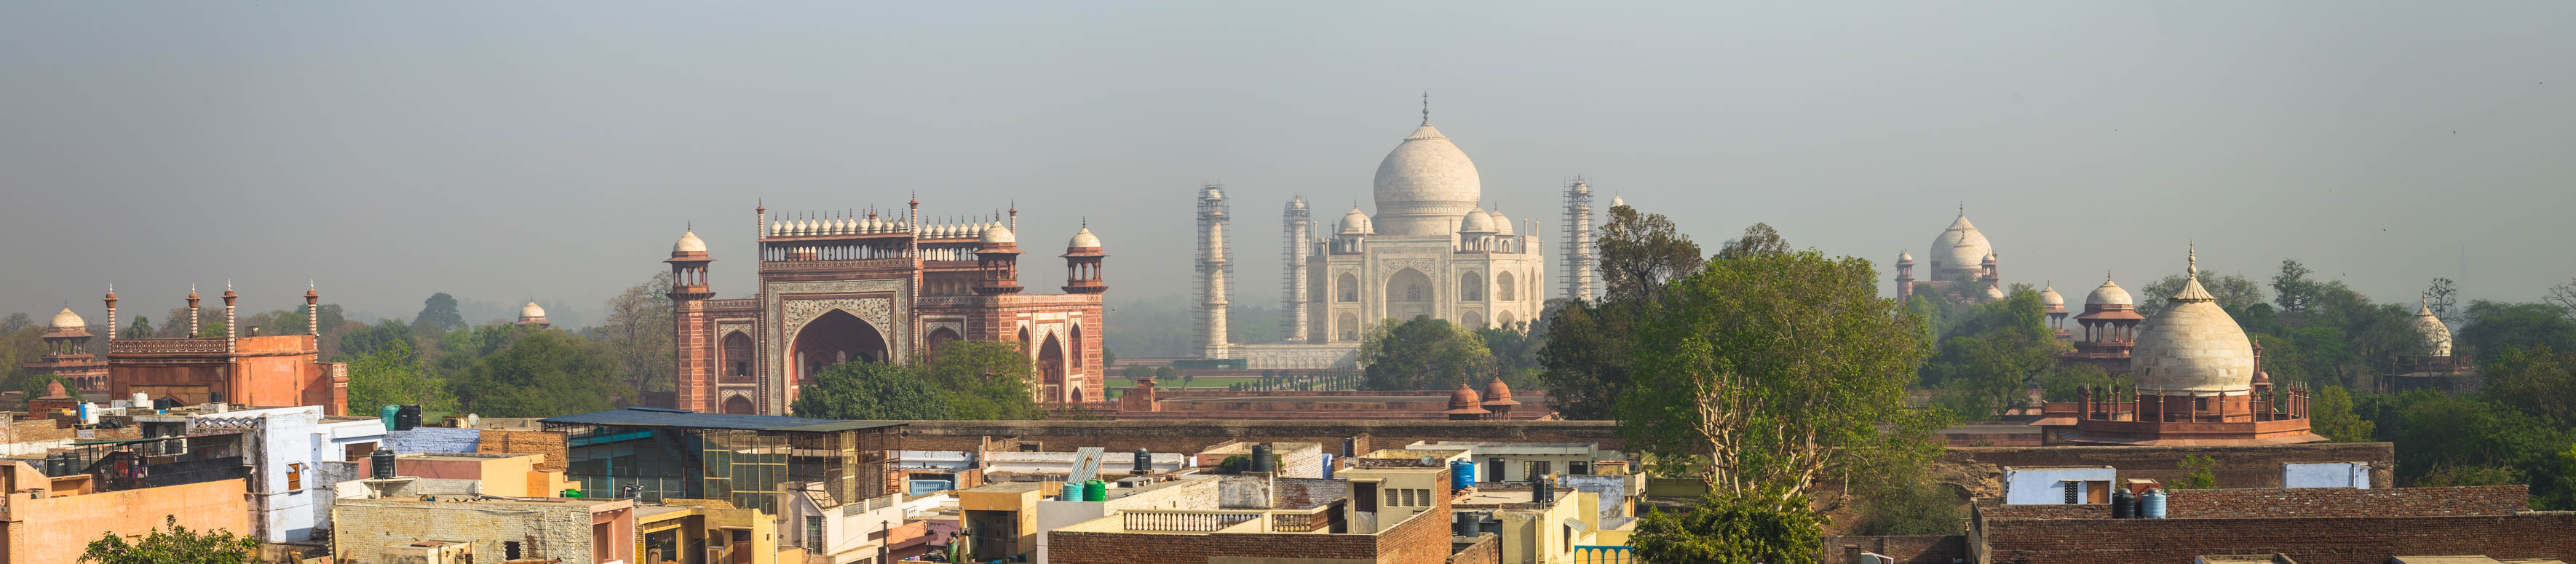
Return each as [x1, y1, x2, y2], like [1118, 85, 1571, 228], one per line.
[1630, 493, 1826, 564]
[1622, 247, 1943, 501]
[122, 315, 155, 340]
[2138, 271, 2265, 317]
[2457, 301, 2576, 365]
[1537, 205, 1705, 419]
[346, 340, 459, 415]
[337, 319, 417, 361]
[413, 292, 467, 334]
[80, 515, 258, 564]
[1359, 317, 1494, 391]
[2307, 384, 2374, 442]
[790, 362, 953, 420]
[921, 341, 1046, 420]
[1922, 288, 2062, 420]
[449, 327, 625, 418]
[2484, 346, 2576, 428]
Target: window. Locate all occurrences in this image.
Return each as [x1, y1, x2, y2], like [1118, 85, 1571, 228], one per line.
[285, 463, 303, 490]
[1527, 461, 1551, 480]
[505, 541, 523, 560]
[1338, 273, 1360, 303]
[1569, 461, 1590, 475]
[1406, 284, 1424, 301]
[805, 516, 825, 547]
[2062, 481, 2079, 504]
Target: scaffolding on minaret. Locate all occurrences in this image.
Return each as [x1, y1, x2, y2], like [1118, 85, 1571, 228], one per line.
[1560, 178, 1598, 301]
[1281, 196, 1312, 344]
[1194, 184, 1233, 359]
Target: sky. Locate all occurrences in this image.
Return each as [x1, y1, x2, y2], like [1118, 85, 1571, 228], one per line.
[4, 1, 2572, 326]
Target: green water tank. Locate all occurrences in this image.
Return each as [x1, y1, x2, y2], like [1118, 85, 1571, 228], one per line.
[1083, 479, 1107, 501]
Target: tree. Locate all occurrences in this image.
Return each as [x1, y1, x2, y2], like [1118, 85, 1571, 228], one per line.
[1538, 210, 1711, 420]
[2037, 363, 2113, 402]
[122, 316, 154, 339]
[1598, 205, 1705, 306]
[1358, 317, 1494, 391]
[2484, 346, 2576, 427]
[2307, 385, 2375, 442]
[2456, 301, 2576, 365]
[413, 293, 467, 334]
[920, 341, 1045, 420]
[2549, 277, 2576, 321]
[1622, 247, 1943, 501]
[2171, 455, 2218, 489]
[591, 271, 675, 399]
[1852, 478, 1964, 536]
[2425, 277, 2460, 324]
[791, 362, 953, 420]
[79, 515, 258, 564]
[1713, 223, 1791, 262]
[1920, 289, 2061, 420]
[1629, 493, 1826, 564]
[338, 319, 417, 360]
[345, 341, 459, 415]
[1477, 325, 1545, 392]
[449, 327, 625, 418]
[2271, 260, 2320, 314]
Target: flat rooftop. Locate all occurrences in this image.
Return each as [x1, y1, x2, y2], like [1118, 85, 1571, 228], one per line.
[541, 407, 905, 432]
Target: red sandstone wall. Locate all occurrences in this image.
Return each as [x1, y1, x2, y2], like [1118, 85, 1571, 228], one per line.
[1978, 514, 2576, 564]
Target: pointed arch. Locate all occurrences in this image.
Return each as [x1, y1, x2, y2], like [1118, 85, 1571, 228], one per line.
[1499, 271, 1518, 301]
[788, 309, 887, 387]
[720, 331, 755, 383]
[924, 326, 962, 360]
[1038, 333, 1068, 403]
[1460, 271, 1484, 301]
[1338, 311, 1361, 342]
[721, 395, 756, 415]
[1338, 272, 1360, 303]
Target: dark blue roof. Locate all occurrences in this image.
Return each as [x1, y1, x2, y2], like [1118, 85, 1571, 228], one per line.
[540, 407, 905, 432]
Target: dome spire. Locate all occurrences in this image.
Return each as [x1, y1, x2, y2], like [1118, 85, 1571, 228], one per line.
[1422, 91, 1430, 124]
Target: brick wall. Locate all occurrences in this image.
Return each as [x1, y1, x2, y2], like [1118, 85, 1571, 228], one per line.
[332, 499, 614, 563]
[1447, 533, 1501, 564]
[1935, 442, 2395, 499]
[2165, 485, 2528, 518]
[477, 429, 568, 472]
[1978, 513, 2576, 564]
[1820, 536, 1967, 564]
[1275, 478, 1350, 509]
[900, 419, 1622, 455]
[1048, 528, 1383, 563]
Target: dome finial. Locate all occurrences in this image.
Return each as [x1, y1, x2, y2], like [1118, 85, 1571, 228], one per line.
[1421, 91, 1430, 124]
[2187, 241, 2198, 277]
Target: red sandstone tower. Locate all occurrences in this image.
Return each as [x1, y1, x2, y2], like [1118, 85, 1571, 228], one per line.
[668, 228, 717, 413]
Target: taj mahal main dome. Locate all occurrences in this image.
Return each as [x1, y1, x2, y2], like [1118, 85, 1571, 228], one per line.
[1370, 122, 1482, 237]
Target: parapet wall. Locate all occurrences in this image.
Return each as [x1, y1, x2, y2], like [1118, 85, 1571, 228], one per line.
[1977, 512, 2576, 564]
[1935, 442, 2395, 499]
[896, 419, 1623, 454]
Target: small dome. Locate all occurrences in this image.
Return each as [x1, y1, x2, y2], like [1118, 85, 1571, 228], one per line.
[2087, 277, 2133, 307]
[2040, 285, 2065, 306]
[1338, 207, 1374, 235]
[1898, 250, 1914, 263]
[1984, 285, 2007, 300]
[1459, 207, 1496, 234]
[2131, 253, 2256, 394]
[1443, 384, 1490, 415]
[979, 222, 1016, 245]
[2413, 305, 2453, 356]
[1610, 195, 1626, 207]
[519, 301, 547, 320]
[1068, 227, 1103, 249]
[673, 230, 708, 253]
[1488, 210, 1513, 236]
[49, 308, 86, 330]
[1481, 378, 1518, 406]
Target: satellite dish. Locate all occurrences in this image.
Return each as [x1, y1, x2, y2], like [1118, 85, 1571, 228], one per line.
[1419, 456, 1438, 466]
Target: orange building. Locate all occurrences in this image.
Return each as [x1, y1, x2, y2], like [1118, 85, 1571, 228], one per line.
[0, 461, 252, 564]
[98, 285, 348, 415]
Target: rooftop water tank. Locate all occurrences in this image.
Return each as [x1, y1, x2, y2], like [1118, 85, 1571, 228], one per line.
[2141, 488, 2169, 518]
[370, 447, 397, 479]
[2112, 489, 2136, 519]
[1448, 460, 1474, 490]
[1083, 479, 1108, 502]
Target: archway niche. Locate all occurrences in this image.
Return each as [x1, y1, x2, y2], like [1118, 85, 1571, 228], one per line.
[1386, 268, 1434, 322]
[789, 309, 888, 387]
[1038, 333, 1068, 402]
[721, 395, 756, 415]
[721, 332, 755, 383]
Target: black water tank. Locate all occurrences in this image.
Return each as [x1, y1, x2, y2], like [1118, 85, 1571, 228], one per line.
[1133, 448, 1152, 475]
[395, 405, 422, 431]
[2112, 489, 2137, 519]
[1251, 445, 1274, 473]
[1533, 474, 1553, 504]
[370, 447, 397, 479]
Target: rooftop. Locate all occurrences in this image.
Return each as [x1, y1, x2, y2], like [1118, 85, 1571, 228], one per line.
[540, 407, 907, 432]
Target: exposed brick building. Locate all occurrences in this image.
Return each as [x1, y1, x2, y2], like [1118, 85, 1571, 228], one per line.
[666, 200, 1108, 415]
[1970, 485, 2576, 564]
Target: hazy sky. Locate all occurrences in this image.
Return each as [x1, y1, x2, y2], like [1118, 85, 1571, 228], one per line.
[5, 1, 2572, 325]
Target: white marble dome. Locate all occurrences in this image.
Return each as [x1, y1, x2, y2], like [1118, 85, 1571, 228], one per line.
[1488, 210, 1513, 236]
[1984, 284, 2007, 300]
[1459, 207, 1496, 233]
[519, 301, 547, 320]
[2040, 285, 2065, 306]
[2130, 258, 2255, 394]
[980, 222, 1015, 245]
[1928, 215, 1992, 272]
[1338, 207, 1374, 235]
[1898, 250, 1914, 263]
[1371, 123, 1482, 236]
[1068, 227, 1102, 249]
[673, 230, 708, 253]
[49, 308, 85, 330]
[2087, 277, 2133, 307]
[2413, 305, 2453, 356]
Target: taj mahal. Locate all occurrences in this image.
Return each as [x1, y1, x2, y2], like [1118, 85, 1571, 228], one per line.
[1197, 103, 1562, 369]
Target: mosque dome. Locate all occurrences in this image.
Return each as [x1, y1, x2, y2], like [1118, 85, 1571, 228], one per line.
[1984, 285, 2007, 300]
[1610, 195, 1625, 207]
[2087, 277, 2133, 307]
[1898, 250, 1914, 263]
[1338, 207, 1374, 235]
[1371, 122, 1482, 236]
[2412, 305, 2454, 356]
[519, 301, 547, 320]
[1489, 210, 1514, 236]
[1442, 384, 1490, 415]
[2130, 252, 2256, 394]
[1459, 207, 1497, 234]
[1482, 378, 1518, 406]
[2040, 285, 2066, 307]
[673, 230, 708, 254]
[1068, 227, 1102, 249]
[49, 308, 85, 330]
[1928, 214, 1993, 272]
[980, 222, 1016, 245]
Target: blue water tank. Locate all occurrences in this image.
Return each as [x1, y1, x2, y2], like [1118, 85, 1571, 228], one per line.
[1448, 460, 1475, 490]
[1321, 453, 1335, 480]
[379, 405, 401, 431]
[1061, 481, 1085, 501]
[2141, 488, 2169, 518]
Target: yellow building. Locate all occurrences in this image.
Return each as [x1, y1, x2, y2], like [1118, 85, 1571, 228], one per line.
[635, 499, 780, 564]
[1454, 485, 1635, 564]
[956, 480, 1063, 560]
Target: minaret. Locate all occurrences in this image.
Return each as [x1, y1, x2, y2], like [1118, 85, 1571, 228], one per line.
[221, 282, 237, 354]
[1194, 185, 1231, 359]
[667, 226, 716, 413]
[1561, 179, 1597, 301]
[1281, 196, 1312, 343]
[186, 286, 201, 337]
[103, 285, 118, 343]
[1895, 250, 1916, 302]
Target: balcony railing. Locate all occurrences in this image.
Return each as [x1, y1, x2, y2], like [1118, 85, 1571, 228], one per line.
[1574, 545, 1635, 564]
[108, 338, 228, 354]
[1121, 510, 1261, 532]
